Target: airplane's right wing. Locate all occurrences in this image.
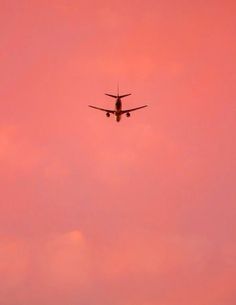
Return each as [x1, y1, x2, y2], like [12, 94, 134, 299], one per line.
[88, 105, 115, 113]
[121, 105, 148, 113]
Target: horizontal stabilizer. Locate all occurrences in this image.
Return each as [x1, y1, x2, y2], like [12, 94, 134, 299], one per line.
[105, 93, 131, 99]
[119, 94, 131, 98]
[105, 93, 118, 98]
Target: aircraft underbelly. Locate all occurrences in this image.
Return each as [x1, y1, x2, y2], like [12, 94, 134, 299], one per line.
[115, 110, 122, 122]
[116, 115, 121, 122]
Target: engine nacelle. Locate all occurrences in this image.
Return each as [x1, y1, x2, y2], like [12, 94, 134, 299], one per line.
[126, 112, 130, 117]
[106, 112, 110, 117]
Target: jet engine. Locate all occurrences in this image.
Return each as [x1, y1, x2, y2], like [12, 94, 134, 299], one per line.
[126, 112, 130, 117]
[106, 112, 110, 117]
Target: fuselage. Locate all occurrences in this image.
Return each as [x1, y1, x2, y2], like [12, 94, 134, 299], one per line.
[115, 98, 122, 122]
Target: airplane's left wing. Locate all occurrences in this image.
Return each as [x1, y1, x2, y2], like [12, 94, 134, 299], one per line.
[121, 105, 148, 114]
[88, 105, 115, 113]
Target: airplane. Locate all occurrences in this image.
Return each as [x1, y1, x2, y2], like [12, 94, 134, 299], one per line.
[88, 88, 147, 122]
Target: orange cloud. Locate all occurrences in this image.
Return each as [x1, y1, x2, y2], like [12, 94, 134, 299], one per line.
[36, 230, 92, 290]
[0, 236, 29, 298]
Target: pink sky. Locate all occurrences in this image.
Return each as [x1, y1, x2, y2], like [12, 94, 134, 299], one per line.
[0, 0, 236, 304]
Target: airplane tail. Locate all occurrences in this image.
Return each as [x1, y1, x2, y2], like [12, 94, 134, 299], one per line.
[105, 93, 131, 99]
[105, 83, 131, 99]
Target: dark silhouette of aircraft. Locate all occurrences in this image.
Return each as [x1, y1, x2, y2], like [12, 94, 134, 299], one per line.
[88, 87, 147, 122]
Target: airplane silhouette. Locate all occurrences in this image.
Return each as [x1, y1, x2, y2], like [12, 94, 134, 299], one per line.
[88, 87, 147, 122]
